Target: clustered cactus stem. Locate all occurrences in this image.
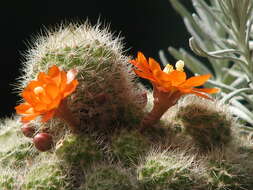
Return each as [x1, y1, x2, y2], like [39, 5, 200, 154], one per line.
[54, 99, 80, 133]
[2, 20, 253, 189]
[140, 85, 181, 130]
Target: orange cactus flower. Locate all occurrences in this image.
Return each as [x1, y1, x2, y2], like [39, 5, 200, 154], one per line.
[15, 65, 78, 123]
[130, 52, 219, 130]
[129, 52, 219, 99]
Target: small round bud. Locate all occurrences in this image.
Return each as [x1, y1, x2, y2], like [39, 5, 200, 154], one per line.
[33, 133, 53, 152]
[21, 123, 36, 138]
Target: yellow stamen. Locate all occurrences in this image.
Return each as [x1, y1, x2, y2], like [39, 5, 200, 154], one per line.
[163, 64, 174, 73]
[175, 60, 184, 72]
[34, 86, 44, 95]
[26, 107, 35, 114]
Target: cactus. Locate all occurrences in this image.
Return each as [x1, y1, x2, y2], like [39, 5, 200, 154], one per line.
[207, 160, 245, 190]
[0, 171, 16, 190]
[55, 134, 102, 166]
[0, 118, 24, 151]
[0, 142, 38, 169]
[0, 119, 39, 169]
[22, 160, 71, 190]
[203, 144, 253, 190]
[175, 95, 233, 150]
[111, 130, 150, 165]
[83, 166, 136, 190]
[18, 22, 146, 136]
[137, 149, 202, 190]
[1, 17, 253, 189]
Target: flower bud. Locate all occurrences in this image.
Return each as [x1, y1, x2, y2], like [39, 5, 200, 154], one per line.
[33, 133, 53, 152]
[21, 123, 36, 138]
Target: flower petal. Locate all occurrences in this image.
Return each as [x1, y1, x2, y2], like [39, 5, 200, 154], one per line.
[38, 91, 52, 105]
[149, 58, 162, 73]
[48, 65, 60, 77]
[180, 74, 211, 88]
[67, 68, 78, 84]
[193, 88, 220, 94]
[63, 79, 79, 98]
[137, 52, 150, 71]
[167, 71, 187, 86]
[16, 65, 78, 123]
[34, 102, 47, 112]
[134, 70, 156, 82]
[191, 91, 213, 100]
[182, 89, 213, 100]
[129, 52, 151, 73]
[26, 81, 43, 91]
[15, 103, 32, 114]
[137, 52, 148, 64]
[47, 96, 62, 110]
[22, 90, 40, 106]
[21, 113, 40, 123]
[153, 70, 172, 82]
[45, 84, 60, 100]
[59, 71, 67, 92]
[38, 72, 52, 84]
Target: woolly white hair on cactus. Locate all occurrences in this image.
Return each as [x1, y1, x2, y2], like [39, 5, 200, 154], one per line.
[16, 21, 146, 138]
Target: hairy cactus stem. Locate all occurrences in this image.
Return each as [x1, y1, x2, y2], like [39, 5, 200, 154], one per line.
[140, 85, 182, 131]
[55, 99, 80, 133]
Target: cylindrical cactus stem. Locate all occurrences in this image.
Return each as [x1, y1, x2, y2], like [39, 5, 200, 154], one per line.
[55, 99, 80, 133]
[141, 102, 169, 129]
[140, 85, 182, 131]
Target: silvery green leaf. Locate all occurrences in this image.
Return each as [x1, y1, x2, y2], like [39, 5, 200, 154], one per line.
[168, 47, 211, 74]
[229, 106, 253, 125]
[169, 0, 205, 39]
[221, 88, 253, 103]
[230, 99, 253, 119]
[206, 80, 235, 92]
[167, 47, 184, 61]
[169, 0, 253, 126]
[183, 17, 205, 48]
[159, 50, 170, 67]
[190, 37, 250, 73]
[221, 68, 247, 78]
[231, 77, 247, 88]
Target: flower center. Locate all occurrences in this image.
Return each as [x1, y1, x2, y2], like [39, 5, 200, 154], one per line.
[163, 64, 174, 73]
[34, 86, 44, 95]
[175, 60, 184, 72]
[163, 60, 184, 74]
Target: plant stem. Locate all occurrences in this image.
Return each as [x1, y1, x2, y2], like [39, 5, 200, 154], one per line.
[140, 85, 182, 131]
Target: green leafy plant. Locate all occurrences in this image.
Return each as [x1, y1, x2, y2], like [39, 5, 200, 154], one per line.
[168, 0, 253, 127]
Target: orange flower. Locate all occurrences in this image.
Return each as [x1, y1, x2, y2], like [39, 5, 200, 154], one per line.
[15, 65, 78, 123]
[130, 52, 219, 130]
[129, 52, 219, 99]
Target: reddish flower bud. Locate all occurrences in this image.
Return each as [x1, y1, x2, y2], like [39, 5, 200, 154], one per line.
[33, 133, 53, 152]
[21, 123, 36, 138]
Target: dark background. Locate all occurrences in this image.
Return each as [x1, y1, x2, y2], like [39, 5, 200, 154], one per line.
[1, 0, 193, 118]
